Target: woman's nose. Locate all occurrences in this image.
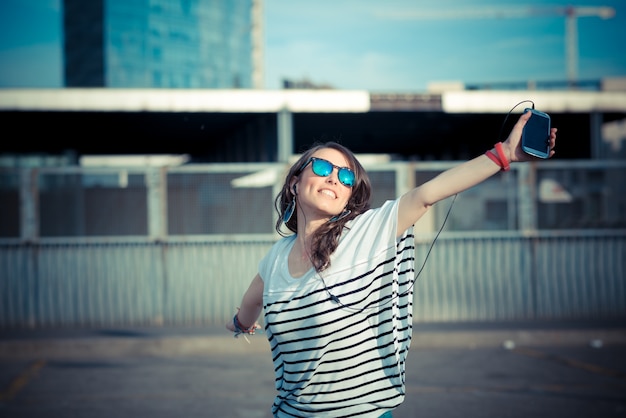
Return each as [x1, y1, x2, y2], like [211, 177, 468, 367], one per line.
[326, 168, 339, 184]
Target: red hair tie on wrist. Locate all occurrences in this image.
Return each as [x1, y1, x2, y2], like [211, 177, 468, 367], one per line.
[485, 150, 501, 167]
[485, 143, 510, 172]
[494, 142, 510, 171]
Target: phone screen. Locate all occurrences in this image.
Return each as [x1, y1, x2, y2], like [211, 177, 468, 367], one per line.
[522, 110, 550, 158]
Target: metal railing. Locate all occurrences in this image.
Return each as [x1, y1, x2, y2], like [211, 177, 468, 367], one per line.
[1, 160, 625, 327]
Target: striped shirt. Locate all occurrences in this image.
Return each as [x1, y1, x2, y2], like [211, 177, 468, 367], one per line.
[259, 199, 415, 417]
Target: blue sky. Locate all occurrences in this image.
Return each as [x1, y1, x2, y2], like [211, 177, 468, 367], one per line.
[0, 0, 624, 91]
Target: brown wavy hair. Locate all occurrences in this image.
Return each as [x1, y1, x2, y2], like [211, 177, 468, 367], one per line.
[274, 142, 372, 272]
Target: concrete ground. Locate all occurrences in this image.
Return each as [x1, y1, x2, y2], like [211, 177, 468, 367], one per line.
[1, 321, 625, 417]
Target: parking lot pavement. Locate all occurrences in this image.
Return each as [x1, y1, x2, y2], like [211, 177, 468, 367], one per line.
[395, 345, 626, 418]
[1, 322, 625, 417]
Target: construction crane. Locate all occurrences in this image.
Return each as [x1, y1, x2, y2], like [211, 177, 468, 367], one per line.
[377, 5, 616, 84]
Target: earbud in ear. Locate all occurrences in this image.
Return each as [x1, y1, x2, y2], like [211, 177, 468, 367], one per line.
[292, 184, 297, 195]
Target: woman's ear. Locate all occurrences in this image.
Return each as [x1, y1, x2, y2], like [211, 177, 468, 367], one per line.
[289, 178, 298, 196]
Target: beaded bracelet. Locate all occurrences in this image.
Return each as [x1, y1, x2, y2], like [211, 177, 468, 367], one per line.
[232, 312, 258, 338]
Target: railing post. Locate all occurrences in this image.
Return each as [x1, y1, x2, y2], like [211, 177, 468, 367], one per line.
[517, 163, 539, 318]
[146, 167, 168, 324]
[20, 168, 39, 243]
[277, 108, 293, 163]
[517, 163, 537, 232]
[147, 167, 168, 241]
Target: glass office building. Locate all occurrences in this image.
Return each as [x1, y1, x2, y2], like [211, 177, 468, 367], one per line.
[64, 0, 263, 88]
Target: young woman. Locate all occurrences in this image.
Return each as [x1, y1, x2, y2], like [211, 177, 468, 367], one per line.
[227, 110, 558, 417]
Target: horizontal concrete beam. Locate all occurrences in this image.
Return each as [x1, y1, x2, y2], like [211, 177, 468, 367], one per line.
[1, 89, 625, 114]
[442, 90, 626, 113]
[0, 89, 371, 113]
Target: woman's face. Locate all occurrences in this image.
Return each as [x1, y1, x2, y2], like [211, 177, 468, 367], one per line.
[294, 147, 353, 220]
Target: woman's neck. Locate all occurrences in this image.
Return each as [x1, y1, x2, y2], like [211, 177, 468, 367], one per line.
[294, 230, 313, 258]
[289, 235, 314, 278]
[293, 211, 329, 267]
[296, 212, 326, 239]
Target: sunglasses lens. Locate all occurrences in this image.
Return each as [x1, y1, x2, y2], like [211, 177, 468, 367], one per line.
[311, 159, 332, 176]
[338, 169, 355, 187]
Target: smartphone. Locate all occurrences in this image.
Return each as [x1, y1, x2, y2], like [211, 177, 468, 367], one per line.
[521, 108, 551, 159]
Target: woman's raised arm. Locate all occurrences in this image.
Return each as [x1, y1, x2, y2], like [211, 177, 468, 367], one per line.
[397, 110, 557, 236]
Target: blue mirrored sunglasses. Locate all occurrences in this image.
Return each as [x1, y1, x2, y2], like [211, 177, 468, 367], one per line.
[299, 157, 355, 187]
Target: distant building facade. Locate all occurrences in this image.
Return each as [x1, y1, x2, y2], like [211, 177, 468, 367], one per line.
[63, 0, 263, 88]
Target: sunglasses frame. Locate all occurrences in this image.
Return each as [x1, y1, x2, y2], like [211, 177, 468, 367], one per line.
[297, 157, 355, 187]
